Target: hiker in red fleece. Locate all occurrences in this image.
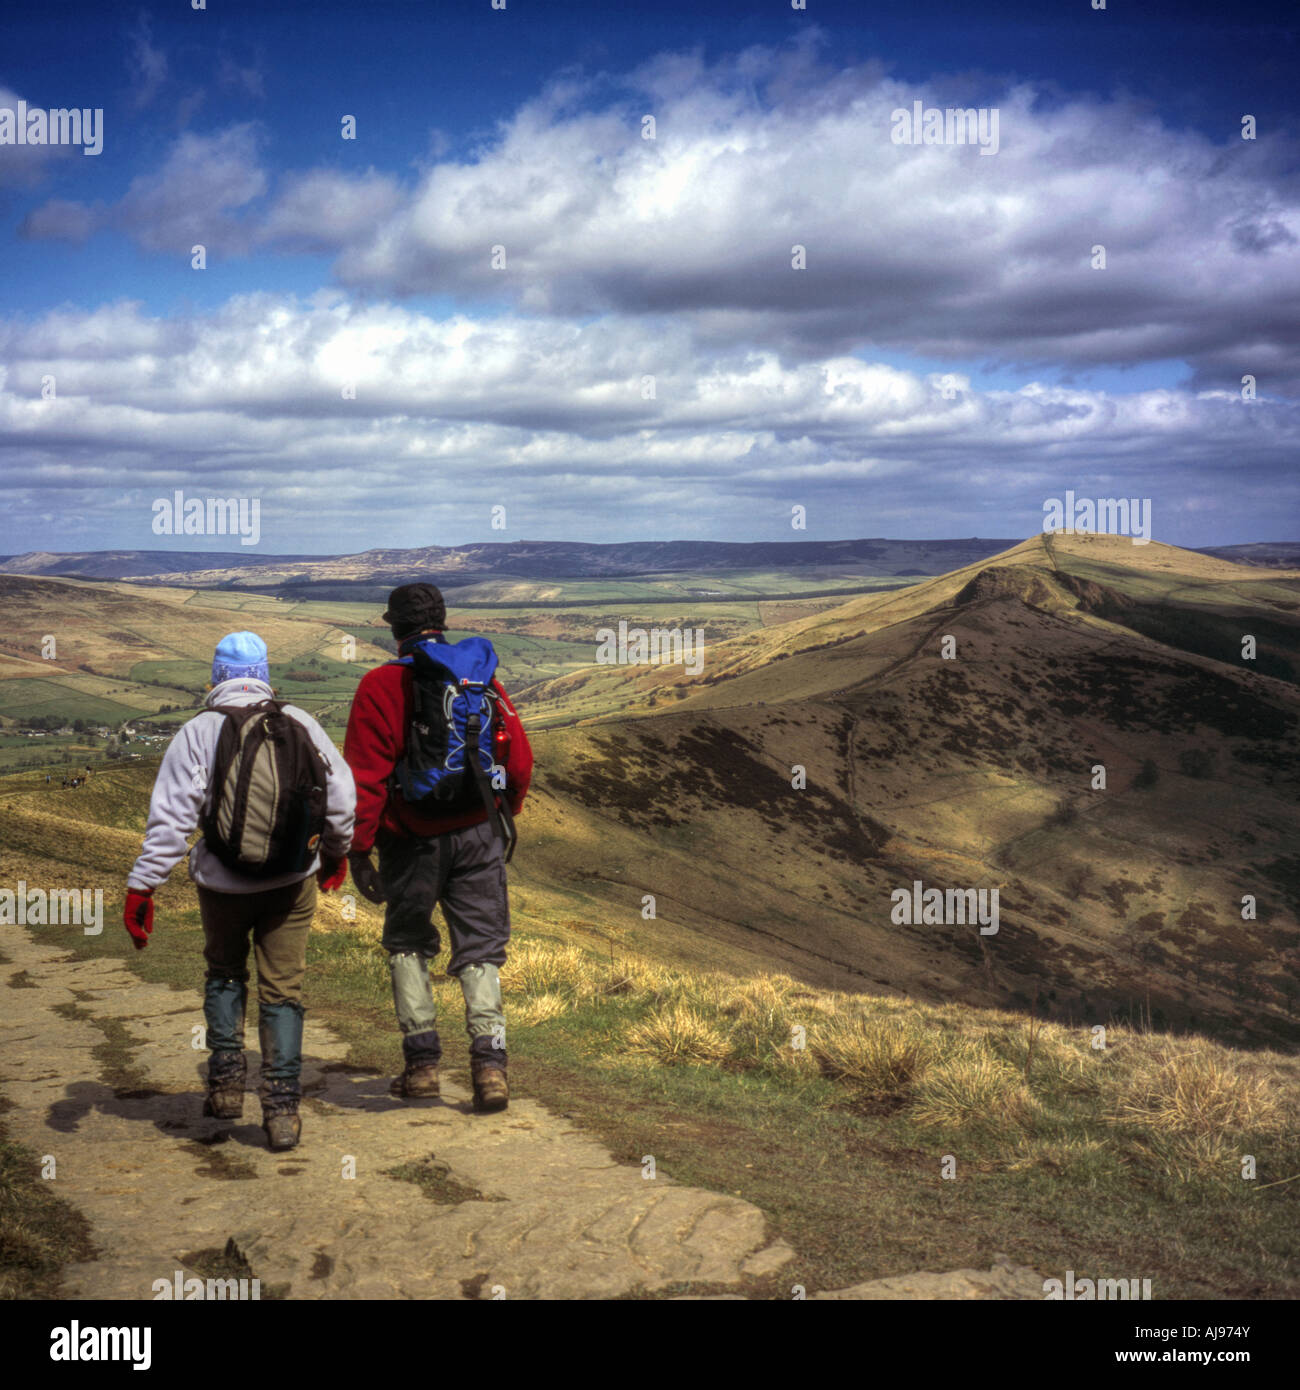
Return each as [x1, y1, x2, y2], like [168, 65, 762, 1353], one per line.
[344, 583, 532, 1112]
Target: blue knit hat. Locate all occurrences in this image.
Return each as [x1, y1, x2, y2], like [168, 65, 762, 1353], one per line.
[212, 631, 270, 685]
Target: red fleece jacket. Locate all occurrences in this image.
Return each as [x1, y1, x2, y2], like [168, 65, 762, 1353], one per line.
[344, 658, 533, 853]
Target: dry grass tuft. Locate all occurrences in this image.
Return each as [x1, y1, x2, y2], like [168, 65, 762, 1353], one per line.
[624, 1003, 732, 1066]
[808, 1014, 932, 1096]
[1115, 1043, 1282, 1135]
[910, 1046, 1038, 1132]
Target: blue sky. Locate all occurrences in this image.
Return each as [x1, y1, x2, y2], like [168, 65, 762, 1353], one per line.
[1, 0, 1297, 553]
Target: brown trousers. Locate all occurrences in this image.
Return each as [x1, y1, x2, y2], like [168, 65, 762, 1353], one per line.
[197, 877, 316, 1007]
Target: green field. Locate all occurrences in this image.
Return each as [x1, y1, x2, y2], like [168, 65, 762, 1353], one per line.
[0, 679, 142, 725]
[121, 652, 371, 748]
[1, 565, 913, 753]
[442, 629, 599, 689]
[437, 570, 916, 604]
[131, 709, 200, 727]
[177, 590, 295, 615]
[0, 733, 107, 773]
[283, 600, 387, 624]
[127, 659, 209, 692]
[337, 621, 689, 691]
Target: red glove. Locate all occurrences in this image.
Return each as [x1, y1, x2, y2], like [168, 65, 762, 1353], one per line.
[124, 888, 154, 950]
[317, 855, 347, 892]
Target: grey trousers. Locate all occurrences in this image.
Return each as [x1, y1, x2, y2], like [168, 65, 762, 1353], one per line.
[377, 820, 509, 1067]
[377, 819, 510, 971]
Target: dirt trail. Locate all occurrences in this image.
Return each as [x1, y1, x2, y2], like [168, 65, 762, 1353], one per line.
[1, 926, 1042, 1300]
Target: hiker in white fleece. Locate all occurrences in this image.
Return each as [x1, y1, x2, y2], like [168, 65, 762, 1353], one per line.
[124, 631, 355, 1151]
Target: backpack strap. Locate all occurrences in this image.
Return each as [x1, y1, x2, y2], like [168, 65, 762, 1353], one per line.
[463, 693, 517, 863]
[406, 645, 444, 734]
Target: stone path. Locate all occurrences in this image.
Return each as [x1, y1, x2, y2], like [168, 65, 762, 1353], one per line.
[0, 927, 1042, 1300]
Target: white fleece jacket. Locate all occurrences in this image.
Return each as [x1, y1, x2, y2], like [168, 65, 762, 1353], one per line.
[127, 678, 356, 895]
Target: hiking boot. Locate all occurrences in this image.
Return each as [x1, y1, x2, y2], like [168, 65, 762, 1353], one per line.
[472, 1063, 508, 1113]
[257, 1002, 304, 1151]
[390, 1063, 440, 1099]
[258, 1051, 303, 1153]
[391, 1022, 442, 1098]
[264, 1112, 301, 1151]
[205, 1086, 245, 1120]
[204, 1050, 246, 1119]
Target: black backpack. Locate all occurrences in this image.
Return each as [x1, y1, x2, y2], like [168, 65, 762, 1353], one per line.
[202, 701, 330, 877]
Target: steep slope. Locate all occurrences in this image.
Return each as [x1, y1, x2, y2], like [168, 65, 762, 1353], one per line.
[518, 535, 1300, 1047]
[517, 533, 1300, 723]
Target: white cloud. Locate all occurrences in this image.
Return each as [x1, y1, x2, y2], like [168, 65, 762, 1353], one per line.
[257, 169, 403, 254]
[0, 294, 1292, 550]
[24, 125, 267, 255]
[304, 51, 1300, 394]
[6, 38, 1297, 549]
[24, 41, 1300, 396]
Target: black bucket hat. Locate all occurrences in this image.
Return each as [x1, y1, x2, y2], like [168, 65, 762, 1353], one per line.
[383, 582, 446, 639]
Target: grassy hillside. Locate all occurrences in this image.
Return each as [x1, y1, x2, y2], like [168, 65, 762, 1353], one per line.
[509, 534, 1300, 1051]
[0, 574, 392, 745]
[0, 573, 802, 736]
[515, 533, 1300, 721]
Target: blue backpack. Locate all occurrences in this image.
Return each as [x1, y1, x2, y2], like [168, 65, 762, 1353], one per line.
[390, 636, 517, 860]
